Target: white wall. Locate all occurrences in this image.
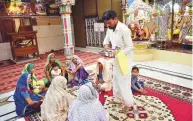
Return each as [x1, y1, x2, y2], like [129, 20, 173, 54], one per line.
[34, 24, 75, 54]
[0, 43, 13, 61]
[33, 25, 64, 54]
[0, 24, 75, 61]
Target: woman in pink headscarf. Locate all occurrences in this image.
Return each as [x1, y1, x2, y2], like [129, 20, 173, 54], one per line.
[67, 55, 89, 87]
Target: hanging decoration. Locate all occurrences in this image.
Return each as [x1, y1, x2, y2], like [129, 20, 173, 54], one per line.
[6, 0, 35, 16]
[127, 0, 153, 14]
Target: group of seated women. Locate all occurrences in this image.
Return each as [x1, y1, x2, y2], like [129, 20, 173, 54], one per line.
[13, 53, 112, 121]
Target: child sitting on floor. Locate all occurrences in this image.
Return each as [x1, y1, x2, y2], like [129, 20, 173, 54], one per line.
[51, 62, 62, 80]
[131, 66, 146, 94]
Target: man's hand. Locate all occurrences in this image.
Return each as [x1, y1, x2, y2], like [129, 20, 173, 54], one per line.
[104, 44, 110, 50]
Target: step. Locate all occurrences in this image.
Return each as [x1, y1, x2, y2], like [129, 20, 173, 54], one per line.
[133, 50, 153, 61]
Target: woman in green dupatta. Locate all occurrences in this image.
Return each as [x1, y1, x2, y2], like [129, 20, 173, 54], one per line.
[22, 63, 47, 94]
[44, 53, 67, 83]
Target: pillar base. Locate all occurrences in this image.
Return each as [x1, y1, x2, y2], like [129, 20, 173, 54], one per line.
[64, 45, 74, 65]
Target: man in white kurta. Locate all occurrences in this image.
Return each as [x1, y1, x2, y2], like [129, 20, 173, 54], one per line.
[102, 10, 134, 107]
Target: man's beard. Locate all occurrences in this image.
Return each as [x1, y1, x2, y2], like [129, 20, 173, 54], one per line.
[109, 24, 117, 30]
[109, 26, 115, 29]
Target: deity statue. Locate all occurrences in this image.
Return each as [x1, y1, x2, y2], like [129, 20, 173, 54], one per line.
[135, 19, 149, 40]
[128, 22, 137, 40]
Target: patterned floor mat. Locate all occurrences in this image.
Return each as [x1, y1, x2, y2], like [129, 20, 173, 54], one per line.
[24, 113, 42, 121]
[139, 75, 192, 103]
[0, 59, 15, 68]
[104, 95, 175, 121]
[88, 64, 192, 104]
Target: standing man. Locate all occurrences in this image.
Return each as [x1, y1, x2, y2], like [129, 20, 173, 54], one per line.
[102, 10, 134, 107]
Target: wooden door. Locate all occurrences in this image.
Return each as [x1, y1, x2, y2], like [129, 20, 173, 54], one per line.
[112, 0, 122, 22]
[72, 0, 86, 47]
[83, 0, 97, 17]
[97, 0, 112, 20]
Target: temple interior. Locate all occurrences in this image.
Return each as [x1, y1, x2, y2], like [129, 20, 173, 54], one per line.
[0, 0, 192, 121]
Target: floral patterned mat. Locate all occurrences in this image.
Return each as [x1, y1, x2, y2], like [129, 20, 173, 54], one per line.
[104, 95, 175, 121]
[139, 75, 192, 103]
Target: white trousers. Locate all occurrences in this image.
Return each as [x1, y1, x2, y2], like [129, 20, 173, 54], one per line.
[112, 56, 134, 106]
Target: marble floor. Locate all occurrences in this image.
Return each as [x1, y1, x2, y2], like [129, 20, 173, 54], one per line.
[134, 61, 192, 89]
[0, 47, 192, 121]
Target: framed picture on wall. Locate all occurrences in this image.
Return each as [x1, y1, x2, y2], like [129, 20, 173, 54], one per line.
[46, 4, 60, 16]
[35, 3, 47, 15]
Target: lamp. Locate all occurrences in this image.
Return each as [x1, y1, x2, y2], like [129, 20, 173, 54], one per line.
[8, 1, 21, 16]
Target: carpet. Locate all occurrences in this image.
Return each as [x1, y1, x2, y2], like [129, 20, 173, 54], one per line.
[0, 51, 192, 121]
[0, 59, 15, 68]
[140, 75, 192, 103]
[0, 50, 102, 94]
[23, 88, 192, 121]
[24, 113, 41, 121]
[100, 89, 192, 121]
[104, 95, 175, 121]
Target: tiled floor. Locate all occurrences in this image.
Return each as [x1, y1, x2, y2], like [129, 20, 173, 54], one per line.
[0, 47, 192, 121]
[0, 103, 17, 121]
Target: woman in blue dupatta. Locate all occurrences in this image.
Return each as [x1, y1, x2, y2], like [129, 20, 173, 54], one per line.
[67, 55, 89, 87]
[22, 63, 47, 94]
[14, 73, 43, 117]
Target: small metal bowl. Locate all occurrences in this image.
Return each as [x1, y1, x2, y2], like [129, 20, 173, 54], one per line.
[99, 50, 115, 58]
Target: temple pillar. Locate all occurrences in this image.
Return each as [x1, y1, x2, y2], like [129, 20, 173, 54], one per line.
[58, 0, 75, 65]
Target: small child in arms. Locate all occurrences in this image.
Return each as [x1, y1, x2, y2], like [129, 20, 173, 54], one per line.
[51, 62, 62, 80]
[131, 66, 146, 94]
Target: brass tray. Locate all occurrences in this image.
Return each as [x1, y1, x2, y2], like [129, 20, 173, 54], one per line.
[99, 50, 115, 58]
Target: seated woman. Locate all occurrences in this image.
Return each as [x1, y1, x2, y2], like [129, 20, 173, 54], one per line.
[14, 73, 43, 117]
[41, 76, 75, 121]
[44, 53, 68, 84]
[68, 82, 109, 121]
[67, 55, 89, 87]
[95, 58, 112, 92]
[22, 63, 47, 94]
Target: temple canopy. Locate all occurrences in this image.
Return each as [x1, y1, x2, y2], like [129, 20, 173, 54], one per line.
[126, 0, 153, 25]
[127, 0, 153, 14]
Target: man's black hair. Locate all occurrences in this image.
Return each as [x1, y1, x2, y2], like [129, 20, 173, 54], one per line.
[132, 66, 139, 72]
[102, 10, 117, 21]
